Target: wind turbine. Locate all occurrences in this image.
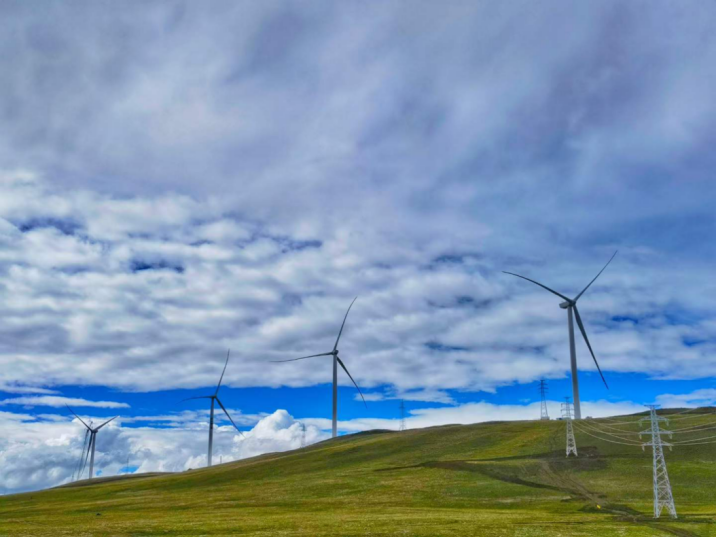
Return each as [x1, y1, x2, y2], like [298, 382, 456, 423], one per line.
[67, 407, 118, 480]
[183, 349, 244, 467]
[272, 297, 366, 438]
[503, 252, 616, 419]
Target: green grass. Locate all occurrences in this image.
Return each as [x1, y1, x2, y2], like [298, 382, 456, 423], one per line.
[1, 409, 714, 536]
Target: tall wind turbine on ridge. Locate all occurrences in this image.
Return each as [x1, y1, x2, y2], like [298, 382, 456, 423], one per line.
[183, 349, 245, 467]
[67, 407, 118, 480]
[272, 297, 366, 438]
[503, 252, 617, 419]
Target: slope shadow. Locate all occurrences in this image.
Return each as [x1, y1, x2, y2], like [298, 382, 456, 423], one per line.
[55, 472, 172, 489]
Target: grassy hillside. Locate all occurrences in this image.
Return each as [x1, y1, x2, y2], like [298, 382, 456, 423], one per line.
[1, 409, 714, 537]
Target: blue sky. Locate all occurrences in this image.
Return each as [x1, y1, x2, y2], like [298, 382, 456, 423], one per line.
[0, 0, 714, 494]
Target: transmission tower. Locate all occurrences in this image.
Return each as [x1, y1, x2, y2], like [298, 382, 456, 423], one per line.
[639, 406, 676, 519]
[399, 400, 406, 431]
[561, 397, 577, 457]
[300, 422, 306, 448]
[539, 379, 550, 420]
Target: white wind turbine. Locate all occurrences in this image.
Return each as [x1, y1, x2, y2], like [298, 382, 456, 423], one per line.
[183, 349, 245, 467]
[272, 298, 366, 438]
[503, 252, 617, 419]
[67, 407, 118, 480]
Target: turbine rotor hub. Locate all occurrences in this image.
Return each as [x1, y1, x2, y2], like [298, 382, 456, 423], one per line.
[559, 300, 573, 309]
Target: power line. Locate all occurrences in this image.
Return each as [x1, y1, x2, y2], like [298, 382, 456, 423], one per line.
[592, 412, 713, 426]
[669, 422, 716, 433]
[670, 435, 716, 444]
[658, 413, 714, 421]
[659, 407, 711, 417]
[572, 423, 643, 446]
[593, 417, 644, 426]
[584, 420, 643, 434]
[576, 421, 645, 443]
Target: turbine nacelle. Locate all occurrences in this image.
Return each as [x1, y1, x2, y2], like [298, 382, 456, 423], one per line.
[559, 300, 573, 309]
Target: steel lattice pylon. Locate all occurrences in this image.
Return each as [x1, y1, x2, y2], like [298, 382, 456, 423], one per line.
[561, 398, 577, 457]
[640, 405, 676, 519]
[398, 400, 406, 431]
[539, 379, 550, 420]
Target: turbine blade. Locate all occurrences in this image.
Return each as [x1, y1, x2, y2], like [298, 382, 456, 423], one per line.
[336, 356, 367, 408]
[574, 251, 618, 302]
[80, 434, 92, 478]
[181, 396, 212, 402]
[502, 272, 571, 302]
[270, 352, 333, 363]
[334, 297, 358, 351]
[66, 406, 91, 430]
[74, 429, 90, 481]
[96, 416, 118, 430]
[215, 397, 246, 438]
[215, 349, 231, 396]
[573, 306, 609, 389]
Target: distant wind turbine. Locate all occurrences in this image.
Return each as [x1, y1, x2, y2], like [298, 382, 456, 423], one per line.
[272, 297, 366, 438]
[67, 406, 118, 480]
[183, 349, 245, 467]
[503, 252, 617, 419]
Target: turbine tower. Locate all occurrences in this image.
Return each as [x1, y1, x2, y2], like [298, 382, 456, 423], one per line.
[183, 349, 245, 467]
[67, 407, 118, 480]
[272, 298, 366, 438]
[503, 252, 616, 419]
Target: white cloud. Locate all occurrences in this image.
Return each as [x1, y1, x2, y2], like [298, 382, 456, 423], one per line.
[0, 384, 59, 395]
[656, 388, 716, 409]
[0, 174, 712, 396]
[0, 397, 130, 409]
[329, 399, 649, 432]
[0, 408, 323, 494]
[358, 388, 456, 404]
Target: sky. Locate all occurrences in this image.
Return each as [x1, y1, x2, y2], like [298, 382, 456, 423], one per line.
[0, 0, 714, 494]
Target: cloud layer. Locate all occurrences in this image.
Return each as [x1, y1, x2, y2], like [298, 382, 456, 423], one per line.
[0, 407, 325, 494]
[0, 170, 713, 396]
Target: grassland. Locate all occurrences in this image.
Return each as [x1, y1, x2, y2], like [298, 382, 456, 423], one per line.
[0, 408, 714, 536]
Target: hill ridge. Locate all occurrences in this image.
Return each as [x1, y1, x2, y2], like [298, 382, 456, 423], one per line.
[1, 409, 714, 536]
